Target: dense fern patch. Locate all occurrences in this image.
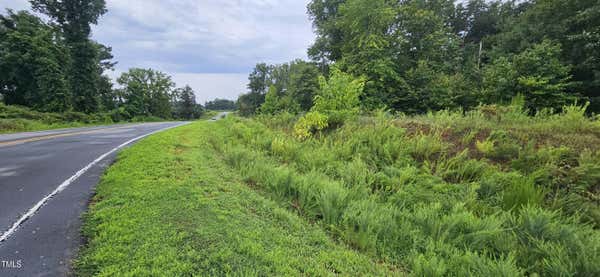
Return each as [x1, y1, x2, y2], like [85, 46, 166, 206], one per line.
[206, 104, 600, 276]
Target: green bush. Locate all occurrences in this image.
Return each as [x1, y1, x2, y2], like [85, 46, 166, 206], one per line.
[293, 111, 328, 140]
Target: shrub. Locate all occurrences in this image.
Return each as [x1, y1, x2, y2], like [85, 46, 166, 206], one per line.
[293, 111, 328, 140]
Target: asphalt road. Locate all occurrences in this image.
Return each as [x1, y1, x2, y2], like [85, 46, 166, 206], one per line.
[0, 122, 188, 276]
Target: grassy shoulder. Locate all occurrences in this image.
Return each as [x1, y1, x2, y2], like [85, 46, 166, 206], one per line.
[75, 121, 396, 276]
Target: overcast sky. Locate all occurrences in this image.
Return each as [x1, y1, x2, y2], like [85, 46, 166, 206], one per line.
[0, 0, 315, 103]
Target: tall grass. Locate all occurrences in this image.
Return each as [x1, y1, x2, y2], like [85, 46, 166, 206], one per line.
[208, 104, 600, 276]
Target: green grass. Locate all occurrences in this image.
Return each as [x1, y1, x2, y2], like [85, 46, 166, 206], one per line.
[75, 121, 397, 276]
[77, 103, 600, 276]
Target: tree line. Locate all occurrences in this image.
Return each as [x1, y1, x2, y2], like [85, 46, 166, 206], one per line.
[238, 0, 600, 115]
[0, 0, 203, 120]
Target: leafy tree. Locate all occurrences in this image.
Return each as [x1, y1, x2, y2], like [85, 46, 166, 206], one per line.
[0, 10, 70, 112]
[308, 0, 346, 70]
[259, 85, 283, 115]
[288, 60, 321, 111]
[483, 40, 574, 111]
[240, 60, 320, 116]
[237, 92, 265, 117]
[493, 0, 600, 111]
[116, 68, 175, 119]
[173, 85, 201, 120]
[247, 63, 272, 95]
[312, 66, 365, 124]
[30, 0, 108, 113]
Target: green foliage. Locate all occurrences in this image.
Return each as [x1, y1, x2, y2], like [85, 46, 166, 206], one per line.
[31, 0, 110, 113]
[312, 66, 365, 125]
[293, 111, 328, 140]
[207, 111, 600, 275]
[204, 98, 236, 111]
[304, 0, 598, 114]
[0, 11, 70, 112]
[483, 40, 575, 111]
[239, 60, 321, 116]
[0, 1, 117, 114]
[116, 68, 175, 119]
[410, 132, 446, 162]
[477, 130, 521, 161]
[76, 121, 393, 276]
[502, 176, 545, 211]
[172, 85, 203, 120]
[0, 102, 150, 133]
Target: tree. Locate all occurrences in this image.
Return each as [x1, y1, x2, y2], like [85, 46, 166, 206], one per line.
[30, 0, 108, 113]
[116, 68, 175, 119]
[308, 0, 346, 69]
[493, 0, 600, 111]
[0, 10, 70, 112]
[288, 60, 321, 111]
[173, 85, 201, 120]
[483, 40, 575, 111]
[312, 66, 365, 124]
[247, 63, 272, 95]
[237, 92, 265, 117]
[242, 60, 321, 116]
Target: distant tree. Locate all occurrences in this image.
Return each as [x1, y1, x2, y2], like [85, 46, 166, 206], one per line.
[204, 99, 236, 111]
[173, 85, 201, 119]
[237, 92, 265, 117]
[30, 0, 109, 113]
[0, 10, 70, 112]
[247, 63, 273, 95]
[116, 68, 175, 119]
[288, 60, 320, 111]
[242, 60, 320, 116]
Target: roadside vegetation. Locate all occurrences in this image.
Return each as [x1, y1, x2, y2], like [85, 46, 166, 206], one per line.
[77, 103, 600, 275]
[204, 101, 600, 275]
[7, 0, 595, 275]
[75, 121, 396, 276]
[0, 103, 115, 134]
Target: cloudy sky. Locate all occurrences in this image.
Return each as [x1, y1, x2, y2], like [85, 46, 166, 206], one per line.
[0, 0, 315, 103]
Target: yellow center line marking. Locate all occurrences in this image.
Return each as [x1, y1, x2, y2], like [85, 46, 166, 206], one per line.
[0, 125, 137, 148]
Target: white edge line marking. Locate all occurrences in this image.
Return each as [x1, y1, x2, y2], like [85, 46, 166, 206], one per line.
[0, 122, 189, 243]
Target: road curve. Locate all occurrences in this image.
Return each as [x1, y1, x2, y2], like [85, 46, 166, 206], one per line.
[0, 122, 188, 276]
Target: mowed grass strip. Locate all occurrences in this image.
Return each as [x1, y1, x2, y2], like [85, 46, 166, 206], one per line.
[75, 121, 395, 276]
